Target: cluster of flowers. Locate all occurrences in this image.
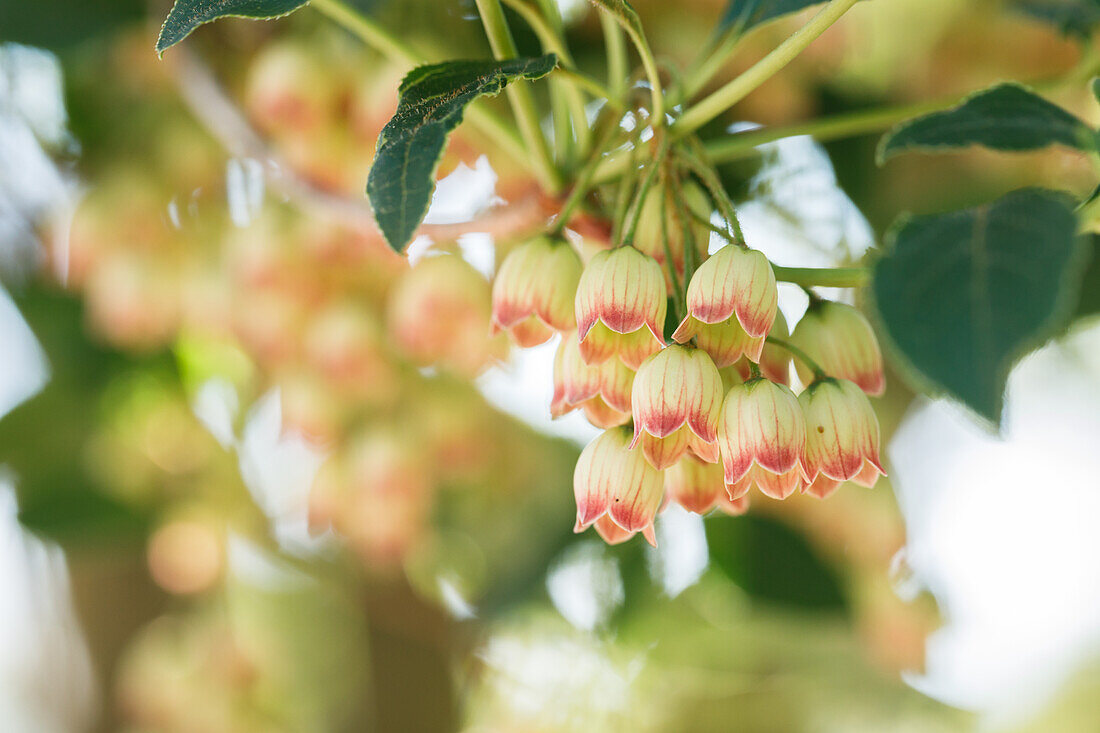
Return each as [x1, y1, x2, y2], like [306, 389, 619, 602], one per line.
[492, 228, 885, 546]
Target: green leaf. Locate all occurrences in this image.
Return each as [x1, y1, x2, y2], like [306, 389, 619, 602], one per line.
[156, 0, 311, 55]
[706, 514, 846, 610]
[719, 0, 826, 34]
[873, 188, 1087, 425]
[878, 83, 1098, 163]
[1012, 0, 1100, 38]
[367, 54, 557, 253]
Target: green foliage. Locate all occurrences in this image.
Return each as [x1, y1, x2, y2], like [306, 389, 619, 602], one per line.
[878, 83, 1098, 163]
[367, 55, 557, 252]
[0, 0, 144, 49]
[1013, 0, 1100, 38]
[706, 514, 846, 609]
[719, 0, 826, 34]
[873, 188, 1086, 425]
[156, 0, 312, 54]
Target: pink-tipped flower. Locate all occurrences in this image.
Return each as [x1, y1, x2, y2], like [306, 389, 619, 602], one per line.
[672, 245, 778, 366]
[575, 246, 666, 369]
[491, 236, 582, 347]
[789, 301, 885, 396]
[630, 345, 724, 469]
[574, 427, 664, 546]
[717, 378, 806, 500]
[634, 181, 711, 290]
[799, 377, 886, 492]
[552, 331, 634, 428]
[733, 310, 792, 385]
[666, 454, 727, 514]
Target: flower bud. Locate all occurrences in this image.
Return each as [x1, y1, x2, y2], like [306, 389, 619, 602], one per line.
[492, 236, 582, 347]
[552, 331, 634, 428]
[718, 378, 806, 500]
[666, 454, 726, 514]
[673, 245, 777, 366]
[634, 180, 711, 290]
[789, 301, 884, 395]
[733, 310, 791, 385]
[799, 378, 886, 490]
[630, 345, 724, 469]
[574, 427, 664, 544]
[575, 246, 666, 369]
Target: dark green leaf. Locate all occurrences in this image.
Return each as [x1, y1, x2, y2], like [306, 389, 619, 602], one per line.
[719, 0, 825, 34]
[706, 514, 846, 610]
[878, 83, 1097, 163]
[156, 0, 311, 55]
[367, 54, 557, 252]
[1073, 235, 1100, 319]
[1012, 0, 1100, 38]
[1092, 76, 1100, 104]
[873, 188, 1086, 425]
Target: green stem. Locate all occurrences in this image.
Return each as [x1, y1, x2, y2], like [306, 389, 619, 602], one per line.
[673, 0, 860, 137]
[501, 0, 603, 157]
[594, 7, 665, 125]
[601, 13, 629, 105]
[621, 137, 667, 246]
[766, 337, 826, 379]
[659, 172, 686, 317]
[680, 26, 742, 102]
[772, 265, 868, 288]
[474, 0, 563, 193]
[311, 0, 530, 173]
[677, 142, 745, 243]
[552, 116, 625, 233]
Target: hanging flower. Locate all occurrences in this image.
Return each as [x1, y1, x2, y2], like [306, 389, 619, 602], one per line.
[491, 236, 582, 347]
[789, 300, 885, 395]
[574, 427, 664, 546]
[799, 377, 886, 496]
[551, 331, 634, 428]
[575, 246, 667, 369]
[672, 244, 777, 366]
[630, 344, 723, 469]
[717, 377, 806, 500]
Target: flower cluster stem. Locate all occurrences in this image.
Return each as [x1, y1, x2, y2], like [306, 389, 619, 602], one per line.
[474, 0, 563, 193]
[673, 0, 860, 137]
[766, 337, 826, 380]
[772, 265, 869, 288]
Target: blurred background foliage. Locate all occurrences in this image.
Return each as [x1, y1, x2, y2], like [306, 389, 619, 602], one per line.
[1, 0, 1100, 731]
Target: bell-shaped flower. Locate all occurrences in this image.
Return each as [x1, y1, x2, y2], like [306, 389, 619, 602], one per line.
[718, 378, 806, 500]
[733, 310, 791, 385]
[630, 345, 724, 469]
[551, 331, 634, 428]
[672, 245, 777, 366]
[491, 236, 582, 347]
[799, 377, 886, 490]
[789, 301, 884, 395]
[575, 246, 666, 369]
[666, 454, 727, 514]
[574, 427, 664, 546]
[633, 181, 711, 290]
